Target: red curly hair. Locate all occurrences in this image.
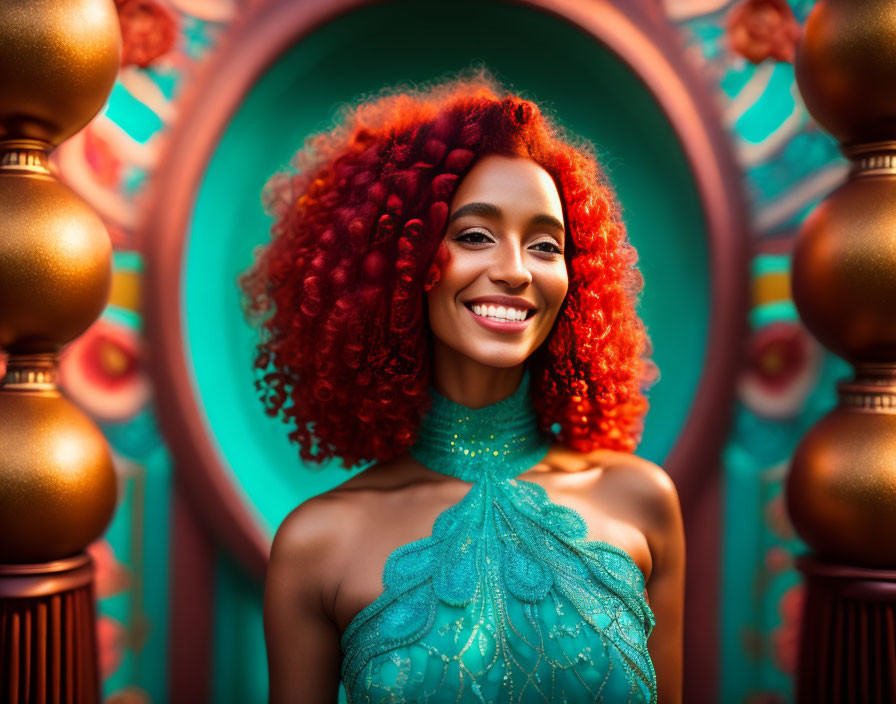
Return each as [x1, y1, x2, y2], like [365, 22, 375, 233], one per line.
[239, 71, 656, 468]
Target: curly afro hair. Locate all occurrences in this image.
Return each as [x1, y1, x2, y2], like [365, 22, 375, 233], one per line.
[238, 70, 656, 469]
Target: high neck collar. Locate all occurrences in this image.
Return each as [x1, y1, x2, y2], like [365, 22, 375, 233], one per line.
[409, 369, 552, 482]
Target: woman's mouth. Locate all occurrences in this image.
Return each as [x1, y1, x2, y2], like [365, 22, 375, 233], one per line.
[464, 303, 535, 332]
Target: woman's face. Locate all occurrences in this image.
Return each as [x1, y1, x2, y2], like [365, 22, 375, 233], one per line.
[426, 154, 569, 370]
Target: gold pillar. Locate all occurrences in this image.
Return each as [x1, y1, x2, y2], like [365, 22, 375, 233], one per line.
[787, 0, 896, 700]
[0, 1, 121, 701]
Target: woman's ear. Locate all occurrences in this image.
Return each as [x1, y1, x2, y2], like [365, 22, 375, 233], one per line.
[423, 243, 451, 292]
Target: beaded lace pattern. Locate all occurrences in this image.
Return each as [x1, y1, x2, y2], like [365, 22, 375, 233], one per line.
[340, 371, 657, 703]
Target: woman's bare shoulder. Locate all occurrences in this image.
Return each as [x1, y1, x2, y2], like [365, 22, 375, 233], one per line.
[269, 456, 424, 570]
[592, 449, 676, 489]
[269, 490, 359, 575]
[547, 445, 671, 481]
[589, 450, 681, 536]
[266, 484, 378, 624]
[549, 447, 680, 528]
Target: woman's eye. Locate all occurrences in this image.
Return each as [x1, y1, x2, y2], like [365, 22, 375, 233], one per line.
[531, 241, 563, 255]
[455, 231, 492, 244]
[454, 231, 562, 254]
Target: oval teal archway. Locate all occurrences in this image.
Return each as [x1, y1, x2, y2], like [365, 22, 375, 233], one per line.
[189, 0, 708, 539]
[142, 0, 748, 701]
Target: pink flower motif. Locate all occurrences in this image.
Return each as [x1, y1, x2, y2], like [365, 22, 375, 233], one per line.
[727, 0, 802, 64]
[87, 539, 131, 598]
[96, 616, 126, 679]
[772, 583, 805, 673]
[115, 0, 178, 68]
[58, 318, 151, 422]
[83, 127, 123, 189]
[738, 321, 821, 419]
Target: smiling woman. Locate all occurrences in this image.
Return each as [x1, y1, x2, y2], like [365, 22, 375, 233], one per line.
[239, 71, 683, 703]
[426, 155, 570, 403]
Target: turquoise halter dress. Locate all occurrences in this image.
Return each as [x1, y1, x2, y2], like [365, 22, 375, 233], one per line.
[340, 371, 656, 703]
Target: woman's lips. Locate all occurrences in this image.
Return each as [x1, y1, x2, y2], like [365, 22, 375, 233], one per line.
[465, 304, 534, 332]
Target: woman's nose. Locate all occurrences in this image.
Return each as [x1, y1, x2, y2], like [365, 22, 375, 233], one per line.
[489, 243, 532, 288]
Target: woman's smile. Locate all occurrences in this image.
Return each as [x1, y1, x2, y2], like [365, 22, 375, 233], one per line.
[463, 293, 538, 331]
[465, 301, 535, 332]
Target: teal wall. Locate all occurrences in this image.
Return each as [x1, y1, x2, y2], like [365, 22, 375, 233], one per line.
[186, 0, 710, 542]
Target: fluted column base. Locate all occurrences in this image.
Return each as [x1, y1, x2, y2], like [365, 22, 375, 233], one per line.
[0, 554, 100, 704]
[796, 555, 896, 703]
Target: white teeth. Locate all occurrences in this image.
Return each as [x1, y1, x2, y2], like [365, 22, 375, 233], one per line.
[470, 303, 529, 321]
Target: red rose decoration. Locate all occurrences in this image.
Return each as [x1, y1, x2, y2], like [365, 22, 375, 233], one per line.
[96, 616, 126, 679]
[83, 126, 123, 189]
[738, 321, 821, 419]
[727, 0, 802, 64]
[58, 318, 151, 423]
[87, 539, 131, 598]
[115, 0, 178, 68]
[772, 584, 805, 673]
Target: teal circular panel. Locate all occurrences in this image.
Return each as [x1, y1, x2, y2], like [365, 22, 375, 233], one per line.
[184, 0, 709, 537]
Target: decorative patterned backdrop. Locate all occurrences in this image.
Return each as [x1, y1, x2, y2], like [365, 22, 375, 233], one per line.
[15, 0, 848, 701]
[48, 4, 250, 702]
[673, 1, 849, 701]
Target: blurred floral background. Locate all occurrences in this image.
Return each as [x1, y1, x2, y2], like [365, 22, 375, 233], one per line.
[0, 0, 850, 701]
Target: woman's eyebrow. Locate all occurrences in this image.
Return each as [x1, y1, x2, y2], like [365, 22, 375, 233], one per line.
[530, 213, 565, 235]
[448, 202, 501, 224]
[448, 202, 565, 235]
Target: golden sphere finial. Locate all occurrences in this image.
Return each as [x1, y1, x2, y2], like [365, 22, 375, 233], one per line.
[796, 0, 896, 146]
[0, 0, 121, 147]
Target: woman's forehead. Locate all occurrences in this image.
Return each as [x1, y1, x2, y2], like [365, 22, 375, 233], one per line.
[450, 154, 564, 222]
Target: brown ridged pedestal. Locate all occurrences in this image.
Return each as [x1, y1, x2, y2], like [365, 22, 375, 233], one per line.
[0, 557, 101, 703]
[0, 1, 121, 702]
[787, 1, 896, 701]
[796, 557, 896, 703]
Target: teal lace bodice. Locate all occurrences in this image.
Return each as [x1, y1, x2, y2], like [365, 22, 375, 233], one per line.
[340, 371, 656, 703]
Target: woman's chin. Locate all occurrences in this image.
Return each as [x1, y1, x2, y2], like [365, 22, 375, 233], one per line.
[452, 344, 535, 371]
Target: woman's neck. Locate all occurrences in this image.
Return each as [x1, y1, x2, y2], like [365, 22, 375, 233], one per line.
[410, 366, 551, 482]
[430, 340, 527, 409]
